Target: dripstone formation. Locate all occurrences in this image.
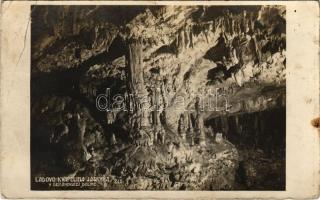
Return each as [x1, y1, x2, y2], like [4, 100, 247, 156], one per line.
[31, 5, 286, 190]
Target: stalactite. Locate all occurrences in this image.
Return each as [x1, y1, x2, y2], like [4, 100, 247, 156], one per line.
[184, 26, 190, 49]
[236, 19, 241, 34]
[189, 25, 194, 48]
[224, 16, 229, 34]
[222, 115, 229, 137]
[212, 20, 216, 33]
[179, 28, 185, 53]
[230, 18, 234, 36]
[234, 115, 239, 133]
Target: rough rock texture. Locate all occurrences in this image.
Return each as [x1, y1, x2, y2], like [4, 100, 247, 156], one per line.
[31, 5, 285, 190]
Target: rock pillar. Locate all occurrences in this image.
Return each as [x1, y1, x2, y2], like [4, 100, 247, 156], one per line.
[127, 38, 151, 130]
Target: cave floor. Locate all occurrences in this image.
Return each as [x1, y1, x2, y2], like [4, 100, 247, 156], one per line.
[71, 126, 239, 190]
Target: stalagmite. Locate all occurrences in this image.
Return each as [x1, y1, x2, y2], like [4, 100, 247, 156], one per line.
[195, 113, 206, 146]
[187, 113, 194, 146]
[215, 132, 223, 143]
[178, 113, 187, 140]
[126, 38, 153, 142]
[110, 133, 117, 145]
[106, 111, 114, 124]
[233, 69, 245, 87]
[177, 29, 186, 54]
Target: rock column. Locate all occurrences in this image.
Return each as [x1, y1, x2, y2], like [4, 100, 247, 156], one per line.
[127, 38, 151, 130]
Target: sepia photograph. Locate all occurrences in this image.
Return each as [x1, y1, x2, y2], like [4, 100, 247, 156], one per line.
[30, 5, 286, 191]
[1, 0, 320, 198]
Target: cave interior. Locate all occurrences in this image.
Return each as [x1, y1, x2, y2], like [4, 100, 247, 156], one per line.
[31, 5, 286, 190]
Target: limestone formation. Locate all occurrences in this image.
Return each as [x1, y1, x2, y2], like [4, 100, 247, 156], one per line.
[31, 5, 286, 190]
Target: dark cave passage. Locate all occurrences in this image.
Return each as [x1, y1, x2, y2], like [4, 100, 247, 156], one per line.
[205, 107, 285, 190]
[205, 107, 285, 157]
